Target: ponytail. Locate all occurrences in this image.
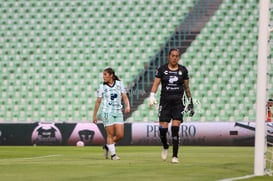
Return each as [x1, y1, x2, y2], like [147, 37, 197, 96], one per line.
[113, 74, 120, 81]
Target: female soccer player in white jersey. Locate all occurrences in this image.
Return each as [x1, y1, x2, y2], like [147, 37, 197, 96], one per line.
[93, 67, 130, 160]
[149, 48, 194, 163]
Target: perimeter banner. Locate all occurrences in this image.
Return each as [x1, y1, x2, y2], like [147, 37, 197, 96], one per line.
[0, 122, 105, 146]
[131, 122, 257, 146]
[0, 122, 269, 146]
[0, 122, 131, 146]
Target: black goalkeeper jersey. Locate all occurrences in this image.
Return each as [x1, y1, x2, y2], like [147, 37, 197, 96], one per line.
[155, 63, 189, 98]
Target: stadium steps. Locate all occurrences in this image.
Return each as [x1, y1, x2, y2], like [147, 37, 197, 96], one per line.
[124, 0, 223, 121]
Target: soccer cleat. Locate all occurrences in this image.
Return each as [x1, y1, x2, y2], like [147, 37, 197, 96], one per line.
[161, 148, 168, 161]
[111, 154, 120, 160]
[171, 157, 179, 163]
[103, 144, 109, 159]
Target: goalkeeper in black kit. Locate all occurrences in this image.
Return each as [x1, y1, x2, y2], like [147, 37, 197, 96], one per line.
[149, 48, 194, 163]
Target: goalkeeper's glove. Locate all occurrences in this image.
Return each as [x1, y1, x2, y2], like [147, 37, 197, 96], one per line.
[149, 92, 157, 107]
[188, 98, 195, 117]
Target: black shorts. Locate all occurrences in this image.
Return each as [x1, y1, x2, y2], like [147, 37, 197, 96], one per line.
[158, 96, 185, 123]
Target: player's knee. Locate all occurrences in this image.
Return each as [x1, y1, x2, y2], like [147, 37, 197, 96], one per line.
[159, 126, 168, 137]
[115, 133, 124, 142]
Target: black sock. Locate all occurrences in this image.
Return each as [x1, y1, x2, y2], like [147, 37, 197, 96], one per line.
[103, 144, 109, 151]
[159, 127, 169, 149]
[171, 126, 180, 157]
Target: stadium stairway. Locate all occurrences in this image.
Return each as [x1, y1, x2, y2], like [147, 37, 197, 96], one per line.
[124, 0, 223, 120]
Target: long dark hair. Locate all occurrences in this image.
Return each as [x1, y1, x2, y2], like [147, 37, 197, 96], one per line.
[104, 67, 120, 81]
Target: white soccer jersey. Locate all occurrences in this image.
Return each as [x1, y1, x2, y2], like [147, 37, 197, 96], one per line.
[97, 80, 126, 114]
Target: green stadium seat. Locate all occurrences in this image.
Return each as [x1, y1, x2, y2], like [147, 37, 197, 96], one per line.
[133, 0, 259, 122]
[0, 0, 259, 123]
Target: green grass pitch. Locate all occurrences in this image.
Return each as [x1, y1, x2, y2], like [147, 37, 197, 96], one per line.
[0, 146, 271, 181]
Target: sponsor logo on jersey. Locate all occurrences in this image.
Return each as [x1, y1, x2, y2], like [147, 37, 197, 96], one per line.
[169, 76, 178, 84]
[178, 70, 182, 75]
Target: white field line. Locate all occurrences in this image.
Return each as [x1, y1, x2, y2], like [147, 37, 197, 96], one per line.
[0, 154, 62, 162]
[218, 174, 256, 181]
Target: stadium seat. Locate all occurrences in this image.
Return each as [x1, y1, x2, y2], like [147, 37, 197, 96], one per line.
[0, 0, 259, 123]
[129, 0, 259, 122]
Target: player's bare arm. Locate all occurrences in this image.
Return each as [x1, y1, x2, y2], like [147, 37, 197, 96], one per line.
[151, 77, 161, 93]
[93, 97, 102, 123]
[122, 93, 130, 113]
[183, 79, 192, 98]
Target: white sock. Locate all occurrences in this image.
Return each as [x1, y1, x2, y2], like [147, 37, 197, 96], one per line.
[107, 144, 116, 156]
